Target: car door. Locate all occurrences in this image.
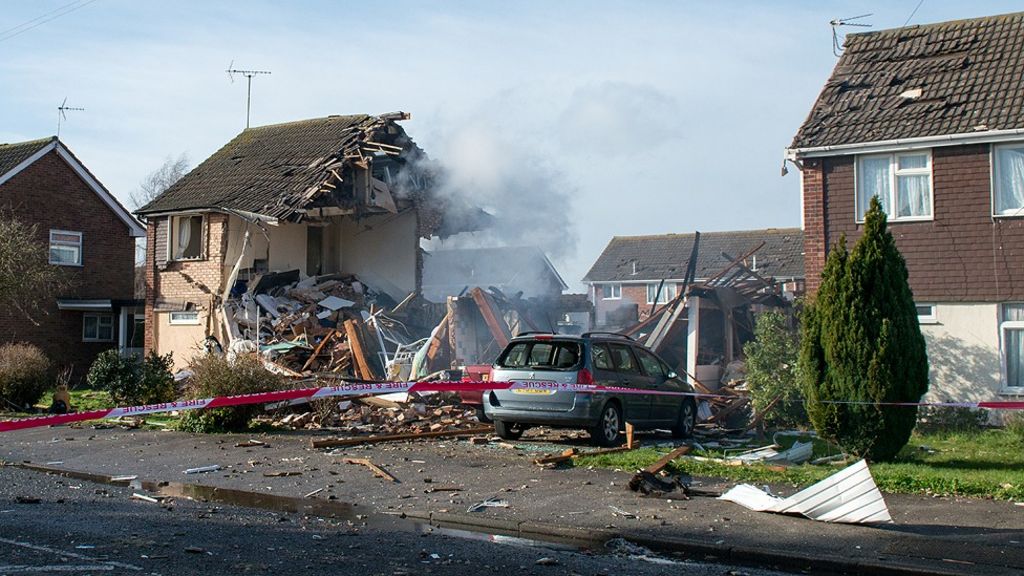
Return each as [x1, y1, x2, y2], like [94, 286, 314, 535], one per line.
[635, 347, 676, 424]
[607, 343, 651, 422]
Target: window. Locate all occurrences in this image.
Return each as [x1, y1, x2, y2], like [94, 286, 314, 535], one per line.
[170, 215, 204, 260]
[1001, 304, 1024, 390]
[169, 311, 201, 325]
[49, 230, 82, 266]
[592, 344, 613, 370]
[993, 144, 1024, 216]
[497, 341, 581, 370]
[856, 152, 932, 221]
[646, 282, 677, 304]
[83, 313, 114, 341]
[635, 348, 665, 378]
[915, 304, 937, 324]
[608, 344, 640, 373]
[601, 283, 621, 300]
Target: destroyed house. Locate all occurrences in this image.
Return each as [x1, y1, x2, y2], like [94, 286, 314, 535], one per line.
[787, 12, 1024, 403]
[0, 137, 145, 378]
[136, 113, 461, 368]
[421, 246, 568, 303]
[583, 229, 804, 327]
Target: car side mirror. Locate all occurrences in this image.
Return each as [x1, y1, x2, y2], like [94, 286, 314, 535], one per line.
[666, 371, 678, 379]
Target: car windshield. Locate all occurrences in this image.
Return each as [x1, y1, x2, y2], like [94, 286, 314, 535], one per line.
[498, 341, 582, 370]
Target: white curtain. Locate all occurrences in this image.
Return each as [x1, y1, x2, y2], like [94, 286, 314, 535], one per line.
[897, 174, 930, 217]
[1006, 329, 1023, 388]
[177, 217, 191, 258]
[997, 148, 1024, 214]
[858, 157, 890, 218]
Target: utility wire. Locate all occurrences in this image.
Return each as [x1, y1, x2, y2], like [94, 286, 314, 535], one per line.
[902, 0, 926, 28]
[0, 0, 99, 44]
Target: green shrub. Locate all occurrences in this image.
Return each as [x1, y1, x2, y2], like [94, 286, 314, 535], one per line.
[1006, 412, 1024, 444]
[0, 343, 50, 411]
[800, 197, 929, 461]
[743, 309, 807, 429]
[86, 350, 175, 406]
[178, 354, 283, 433]
[915, 406, 988, 436]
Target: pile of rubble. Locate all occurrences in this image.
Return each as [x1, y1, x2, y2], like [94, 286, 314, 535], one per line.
[268, 391, 478, 435]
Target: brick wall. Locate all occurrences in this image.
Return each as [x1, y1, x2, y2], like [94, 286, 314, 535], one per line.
[145, 213, 229, 354]
[804, 143, 1024, 301]
[0, 150, 135, 379]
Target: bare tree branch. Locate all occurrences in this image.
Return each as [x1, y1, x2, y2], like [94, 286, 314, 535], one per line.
[0, 213, 73, 324]
[130, 153, 189, 210]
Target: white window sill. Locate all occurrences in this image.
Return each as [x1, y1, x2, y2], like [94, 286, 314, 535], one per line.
[50, 262, 83, 267]
[856, 216, 934, 224]
[993, 212, 1024, 219]
[998, 388, 1024, 397]
[602, 297, 621, 301]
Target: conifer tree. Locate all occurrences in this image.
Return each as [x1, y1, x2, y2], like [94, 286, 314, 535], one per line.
[800, 197, 928, 461]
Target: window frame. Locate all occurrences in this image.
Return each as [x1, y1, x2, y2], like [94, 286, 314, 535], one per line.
[646, 282, 677, 305]
[915, 303, 938, 325]
[82, 313, 114, 342]
[855, 150, 934, 223]
[600, 283, 621, 300]
[169, 311, 201, 325]
[167, 214, 207, 262]
[999, 303, 1024, 394]
[991, 143, 1024, 217]
[49, 229, 83, 266]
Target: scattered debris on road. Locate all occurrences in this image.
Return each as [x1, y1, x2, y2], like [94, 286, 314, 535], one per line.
[183, 465, 221, 475]
[342, 457, 397, 482]
[719, 459, 892, 524]
[467, 497, 509, 512]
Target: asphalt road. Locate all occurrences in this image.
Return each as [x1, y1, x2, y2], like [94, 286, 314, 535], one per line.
[0, 466, 794, 576]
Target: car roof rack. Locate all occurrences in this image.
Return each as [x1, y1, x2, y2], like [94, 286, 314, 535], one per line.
[513, 331, 557, 338]
[581, 331, 634, 341]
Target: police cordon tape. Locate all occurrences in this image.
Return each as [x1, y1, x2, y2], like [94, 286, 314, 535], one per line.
[1, 379, 1022, 433]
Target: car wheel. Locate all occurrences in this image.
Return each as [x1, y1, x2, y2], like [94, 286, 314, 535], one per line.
[475, 407, 492, 424]
[493, 419, 524, 440]
[672, 399, 696, 438]
[589, 402, 623, 447]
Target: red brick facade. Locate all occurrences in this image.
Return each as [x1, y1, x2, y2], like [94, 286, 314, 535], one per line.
[0, 150, 136, 379]
[803, 143, 1024, 301]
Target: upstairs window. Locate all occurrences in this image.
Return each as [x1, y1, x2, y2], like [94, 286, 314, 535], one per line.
[49, 230, 82, 266]
[646, 282, 677, 304]
[601, 283, 621, 300]
[170, 215, 204, 261]
[857, 152, 932, 221]
[993, 144, 1024, 216]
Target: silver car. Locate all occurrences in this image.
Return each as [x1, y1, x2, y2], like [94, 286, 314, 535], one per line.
[484, 332, 697, 446]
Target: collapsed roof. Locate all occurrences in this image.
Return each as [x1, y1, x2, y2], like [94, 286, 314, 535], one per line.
[791, 12, 1024, 150]
[136, 113, 468, 232]
[583, 228, 804, 283]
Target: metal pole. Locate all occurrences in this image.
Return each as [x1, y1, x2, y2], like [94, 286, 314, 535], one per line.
[245, 74, 252, 128]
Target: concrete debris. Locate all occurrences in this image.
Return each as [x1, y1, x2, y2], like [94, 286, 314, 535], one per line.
[719, 459, 892, 524]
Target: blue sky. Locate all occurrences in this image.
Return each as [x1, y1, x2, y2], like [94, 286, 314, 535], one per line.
[2, 1, 1021, 287]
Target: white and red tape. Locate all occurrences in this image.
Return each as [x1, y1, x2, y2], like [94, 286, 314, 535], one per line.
[1, 380, 1021, 433]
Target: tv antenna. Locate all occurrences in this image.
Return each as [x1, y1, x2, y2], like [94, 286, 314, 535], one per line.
[831, 14, 872, 57]
[226, 60, 272, 128]
[56, 97, 84, 138]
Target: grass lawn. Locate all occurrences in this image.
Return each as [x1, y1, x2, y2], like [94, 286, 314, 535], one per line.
[0, 388, 179, 429]
[576, 429, 1024, 501]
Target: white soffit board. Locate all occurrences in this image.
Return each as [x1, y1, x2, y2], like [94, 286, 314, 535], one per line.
[719, 459, 892, 524]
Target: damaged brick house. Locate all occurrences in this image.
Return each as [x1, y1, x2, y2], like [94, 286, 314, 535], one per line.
[787, 12, 1024, 404]
[0, 137, 146, 377]
[136, 113, 460, 368]
[584, 228, 805, 328]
